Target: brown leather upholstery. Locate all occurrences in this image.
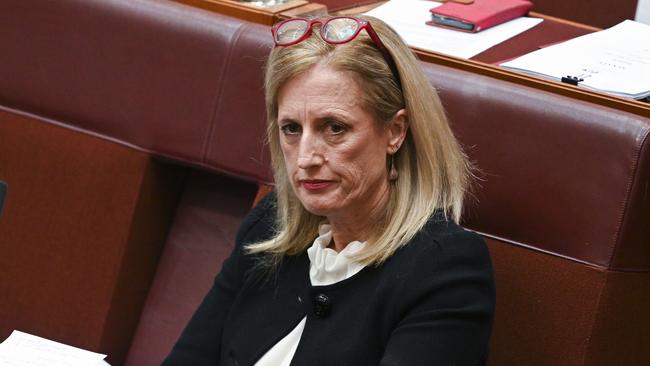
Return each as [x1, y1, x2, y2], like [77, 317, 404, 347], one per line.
[0, 0, 271, 364]
[1, 0, 649, 365]
[0, 0, 272, 183]
[423, 62, 650, 365]
[126, 172, 257, 366]
[0, 108, 186, 365]
[424, 62, 650, 271]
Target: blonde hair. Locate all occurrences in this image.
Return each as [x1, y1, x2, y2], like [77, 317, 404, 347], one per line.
[246, 16, 470, 266]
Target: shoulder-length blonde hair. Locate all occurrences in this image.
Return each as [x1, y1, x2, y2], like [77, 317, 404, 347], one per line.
[246, 16, 470, 266]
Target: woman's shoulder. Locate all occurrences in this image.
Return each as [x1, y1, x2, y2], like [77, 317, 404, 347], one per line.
[376, 214, 495, 365]
[377, 212, 495, 320]
[235, 191, 278, 246]
[387, 213, 491, 274]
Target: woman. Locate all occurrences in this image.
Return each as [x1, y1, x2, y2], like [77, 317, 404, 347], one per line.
[164, 16, 494, 366]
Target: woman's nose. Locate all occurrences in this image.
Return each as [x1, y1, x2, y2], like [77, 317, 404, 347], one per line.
[297, 151, 325, 168]
[297, 134, 326, 169]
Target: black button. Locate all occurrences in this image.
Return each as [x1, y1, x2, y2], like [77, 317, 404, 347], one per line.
[313, 293, 332, 318]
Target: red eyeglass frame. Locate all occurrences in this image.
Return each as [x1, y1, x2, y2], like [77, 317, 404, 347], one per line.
[271, 17, 401, 87]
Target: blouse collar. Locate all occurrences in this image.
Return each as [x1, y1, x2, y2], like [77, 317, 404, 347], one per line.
[307, 224, 366, 286]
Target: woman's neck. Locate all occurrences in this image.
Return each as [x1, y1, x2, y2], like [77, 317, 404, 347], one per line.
[326, 184, 389, 252]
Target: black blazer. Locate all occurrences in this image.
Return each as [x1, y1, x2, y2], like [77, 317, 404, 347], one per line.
[163, 193, 495, 366]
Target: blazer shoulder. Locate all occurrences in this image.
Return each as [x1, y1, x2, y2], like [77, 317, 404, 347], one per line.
[378, 215, 495, 366]
[390, 214, 491, 271]
[235, 191, 277, 246]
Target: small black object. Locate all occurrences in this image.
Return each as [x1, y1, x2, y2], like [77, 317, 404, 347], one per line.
[430, 14, 475, 31]
[0, 181, 7, 218]
[313, 293, 332, 318]
[561, 75, 584, 86]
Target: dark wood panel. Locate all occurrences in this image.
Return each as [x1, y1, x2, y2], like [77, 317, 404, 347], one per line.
[532, 0, 638, 28]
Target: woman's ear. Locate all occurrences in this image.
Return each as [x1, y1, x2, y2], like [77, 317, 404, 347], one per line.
[386, 109, 409, 154]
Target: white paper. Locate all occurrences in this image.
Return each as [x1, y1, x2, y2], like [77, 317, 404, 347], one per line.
[364, 0, 543, 59]
[501, 20, 650, 99]
[0, 330, 109, 366]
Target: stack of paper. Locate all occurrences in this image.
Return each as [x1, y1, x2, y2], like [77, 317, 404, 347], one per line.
[0, 330, 110, 366]
[364, 0, 543, 59]
[501, 20, 650, 100]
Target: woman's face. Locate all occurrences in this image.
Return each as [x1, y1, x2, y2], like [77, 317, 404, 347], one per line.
[277, 64, 405, 224]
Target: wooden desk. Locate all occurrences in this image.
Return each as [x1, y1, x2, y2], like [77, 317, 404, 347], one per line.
[173, 0, 649, 117]
[337, 3, 649, 117]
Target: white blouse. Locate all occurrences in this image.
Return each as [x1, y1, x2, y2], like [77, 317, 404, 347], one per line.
[254, 224, 366, 366]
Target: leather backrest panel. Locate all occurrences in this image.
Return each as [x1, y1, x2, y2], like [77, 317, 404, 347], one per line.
[125, 172, 257, 366]
[423, 63, 650, 270]
[3, 0, 648, 270]
[0, 0, 272, 182]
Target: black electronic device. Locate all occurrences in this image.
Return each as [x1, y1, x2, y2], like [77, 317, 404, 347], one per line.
[0, 181, 7, 218]
[430, 14, 475, 31]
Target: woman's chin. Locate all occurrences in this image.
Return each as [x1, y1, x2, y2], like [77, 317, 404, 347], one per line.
[301, 204, 333, 217]
[297, 197, 338, 217]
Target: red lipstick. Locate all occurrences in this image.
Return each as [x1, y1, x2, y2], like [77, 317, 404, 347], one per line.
[300, 180, 332, 191]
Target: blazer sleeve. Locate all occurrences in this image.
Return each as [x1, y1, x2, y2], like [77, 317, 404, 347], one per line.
[162, 193, 276, 366]
[380, 229, 496, 366]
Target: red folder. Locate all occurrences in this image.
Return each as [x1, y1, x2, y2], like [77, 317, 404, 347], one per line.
[428, 0, 533, 33]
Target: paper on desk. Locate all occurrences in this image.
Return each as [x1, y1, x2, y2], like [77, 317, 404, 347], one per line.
[0, 330, 110, 366]
[364, 0, 543, 59]
[501, 20, 650, 99]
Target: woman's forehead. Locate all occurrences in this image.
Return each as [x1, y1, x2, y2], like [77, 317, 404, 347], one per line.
[277, 65, 365, 112]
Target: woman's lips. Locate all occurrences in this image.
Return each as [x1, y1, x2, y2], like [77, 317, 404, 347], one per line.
[300, 180, 332, 191]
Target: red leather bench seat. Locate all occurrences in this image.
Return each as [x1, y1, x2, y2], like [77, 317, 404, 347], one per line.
[1, 0, 649, 365]
[424, 63, 650, 365]
[0, 0, 272, 182]
[0, 1, 271, 365]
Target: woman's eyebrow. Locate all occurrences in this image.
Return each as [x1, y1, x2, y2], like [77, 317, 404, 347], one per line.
[277, 116, 300, 125]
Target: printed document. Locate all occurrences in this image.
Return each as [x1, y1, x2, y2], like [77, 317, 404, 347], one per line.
[501, 20, 650, 99]
[0, 330, 110, 366]
[364, 0, 543, 59]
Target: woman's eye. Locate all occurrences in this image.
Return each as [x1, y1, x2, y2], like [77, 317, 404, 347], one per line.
[327, 122, 346, 135]
[281, 123, 301, 135]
